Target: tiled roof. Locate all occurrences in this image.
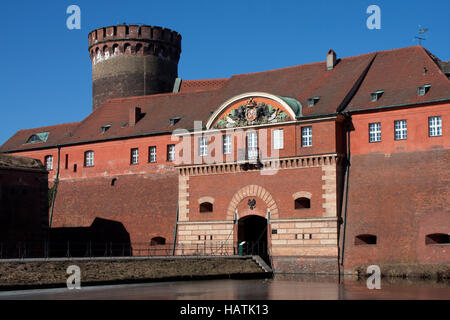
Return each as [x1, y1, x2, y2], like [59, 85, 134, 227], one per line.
[345, 46, 450, 112]
[1, 46, 449, 152]
[0, 122, 80, 152]
[179, 78, 229, 93]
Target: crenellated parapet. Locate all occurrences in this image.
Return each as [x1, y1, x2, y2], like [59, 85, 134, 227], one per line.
[88, 24, 181, 65]
[88, 24, 182, 110]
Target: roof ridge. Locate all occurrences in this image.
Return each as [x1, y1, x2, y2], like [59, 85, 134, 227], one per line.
[15, 121, 81, 133]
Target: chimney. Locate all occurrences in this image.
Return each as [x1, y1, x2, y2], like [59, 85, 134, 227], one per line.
[129, 106, 141, 126]
[326, 49, 336, 70]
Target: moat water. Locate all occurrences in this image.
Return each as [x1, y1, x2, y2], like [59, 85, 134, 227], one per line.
[0, 275, 449, 300]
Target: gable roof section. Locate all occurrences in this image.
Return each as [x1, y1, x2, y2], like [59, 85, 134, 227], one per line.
[344, 46, 450, 112]
[0, 122, 80, 152]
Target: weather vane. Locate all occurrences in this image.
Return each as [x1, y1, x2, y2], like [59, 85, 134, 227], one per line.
[414, 25, 429, 45]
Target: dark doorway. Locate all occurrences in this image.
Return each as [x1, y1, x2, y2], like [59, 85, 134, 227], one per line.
[238, 215, 269, 264]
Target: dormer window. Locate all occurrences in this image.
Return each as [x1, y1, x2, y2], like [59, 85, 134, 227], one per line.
[25, 132, 49, 144]
[307, 97, 320, 107]
[418, 84, 431, 96]
[370, 90, 384, 102]
[101, 125, 111, 134]
[169, 117, 181, 126]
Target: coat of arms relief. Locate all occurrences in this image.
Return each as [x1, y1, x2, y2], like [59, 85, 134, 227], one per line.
[214, 98, 290, 129]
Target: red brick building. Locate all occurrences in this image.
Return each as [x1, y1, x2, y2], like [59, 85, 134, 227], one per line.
[1, 24, 449, 273]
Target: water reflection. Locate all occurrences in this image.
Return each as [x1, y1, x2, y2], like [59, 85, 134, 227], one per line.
[0, 275, 449, 300]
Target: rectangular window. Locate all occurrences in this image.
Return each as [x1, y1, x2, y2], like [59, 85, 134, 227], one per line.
[167, 144, 175, 161]
[429, 116, 442, 137]
[394, 120, 407, 140]
[45, 155, 53, 171]
[64, 154, 68, 169]
[199, 137, 208, 157]
[369, 122, 381, 142]
[273, 129, 284, 149]
[301, 126, 312, 147]
[223, 135, 232, 155]
[149, 146, 157, 163]
[130, 148, 139, 164]
[247, 131, 258, 159]
[84, 151, 94, 167]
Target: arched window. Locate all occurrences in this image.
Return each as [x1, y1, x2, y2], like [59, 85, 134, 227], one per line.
[200, 202, 213, 213]
[355, 234, 377, 245]
[150, 237, 166, 246]
[425, 233, 449, 245]
[84, 150, 94, 167]
[295, 197, 310, 209]
[112, 43, 119, 55]
[124, 43, 131, 54]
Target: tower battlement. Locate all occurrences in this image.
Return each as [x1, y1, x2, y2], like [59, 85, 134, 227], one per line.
[89, 24, 182, 110]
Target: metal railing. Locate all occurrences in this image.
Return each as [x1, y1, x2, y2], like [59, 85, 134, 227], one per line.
[0, 240, 269, 260]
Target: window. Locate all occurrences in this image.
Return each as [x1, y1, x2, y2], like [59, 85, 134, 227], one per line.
[394, 120, 407, 140]
[130, 148, 139, 164]
[307, 97, 320, 107]
[167, 144, 175, 161]
[425, 233, 449, 245]
[100, 125, 111, 134]
[295, 197, 310, 209]
[223, 135, 232, 155]
[168, 117, 181, 126]
[273, 129, 284, 150]
[199, 202, 213, 213]
[199, 137, 208, 157]
[418, 84, 431, 96]
[247, 132, 258, 159]
[64, 154, 69, 169]
[429, 116, 442, 137]
[301, 126, 312, 147]
[45, 155, 53, 171]
[149, 146, 157, 163]
[355, 234, 377, 245]
[369, 122, 381, 142]
[84, 150, 94, 167]
[370, 90, 384, 102]
[150, 237, 166, 246]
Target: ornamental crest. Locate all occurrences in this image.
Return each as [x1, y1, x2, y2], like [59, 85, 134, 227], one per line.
[214, 98, 290, 129]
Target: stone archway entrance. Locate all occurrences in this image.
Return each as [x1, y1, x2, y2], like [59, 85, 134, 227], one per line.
[237, 215, 269, 263]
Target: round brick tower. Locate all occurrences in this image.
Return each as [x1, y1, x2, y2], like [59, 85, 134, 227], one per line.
[88, 24, 182, 110]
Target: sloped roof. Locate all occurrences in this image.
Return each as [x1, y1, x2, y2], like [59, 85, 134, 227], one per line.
[345, 46, 450, 112]
[1, 45, 449, 152]
[0, 122, 80, 152]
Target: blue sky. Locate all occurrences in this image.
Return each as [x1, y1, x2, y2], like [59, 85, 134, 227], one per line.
[1, 0, 449, 145]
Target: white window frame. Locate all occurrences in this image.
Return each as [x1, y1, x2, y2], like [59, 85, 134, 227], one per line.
[247, 131, 258, 159]
[45, 155, 53, 171]
[223, 135, 232, 155]
[85, 151, 94, 167]
[199, 137, 208, 157]
[429, 116, 442, 137]
[167, 144, 175, 161]
[131, 148, 139, 164]
[369, 122, 381, 143]
[301, 126, 312, 147]
[149, 146, 157, 163]
[394, 120, 407, 140]
[273, 129, 284, 150]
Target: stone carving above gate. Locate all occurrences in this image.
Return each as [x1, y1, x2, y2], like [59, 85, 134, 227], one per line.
[206, 92, 302, 130]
